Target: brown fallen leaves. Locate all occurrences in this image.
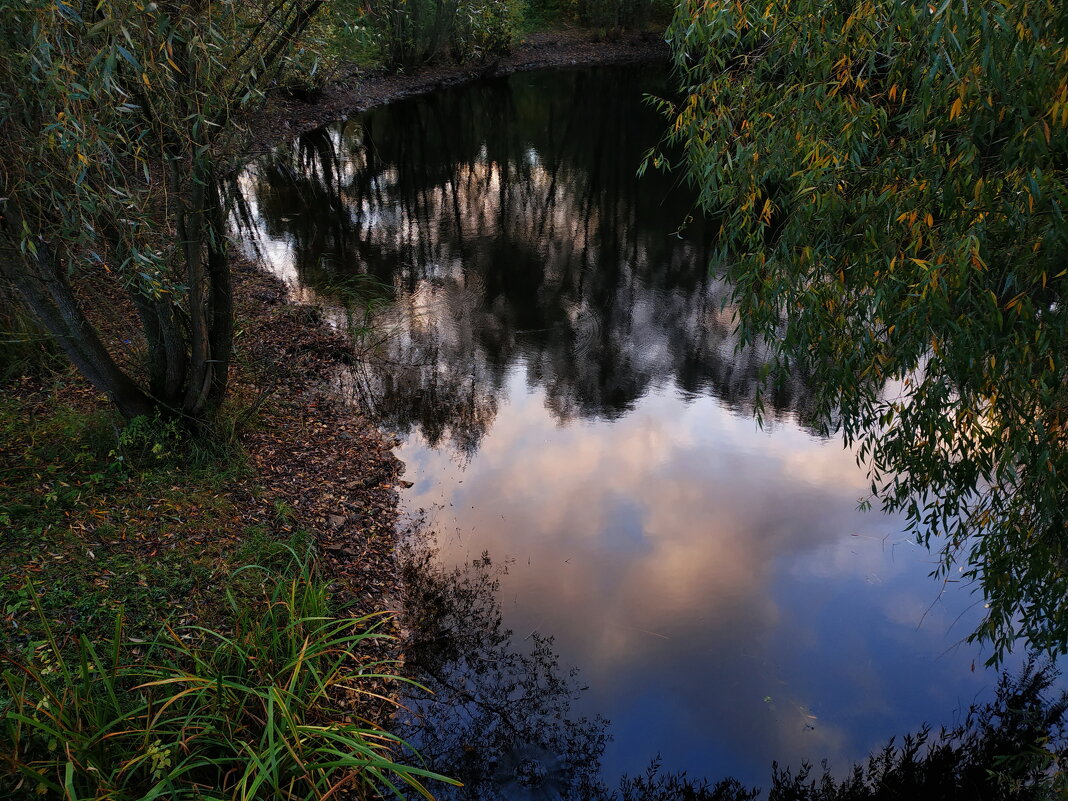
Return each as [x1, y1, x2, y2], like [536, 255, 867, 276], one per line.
[231, 255, 405, 622]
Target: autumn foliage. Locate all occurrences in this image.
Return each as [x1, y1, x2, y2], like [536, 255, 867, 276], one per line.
[656, 0, 1068, 657]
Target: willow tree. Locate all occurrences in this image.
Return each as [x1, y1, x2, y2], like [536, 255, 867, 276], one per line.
[655, 1, 1068, 657]
[0, 0, 322, 425]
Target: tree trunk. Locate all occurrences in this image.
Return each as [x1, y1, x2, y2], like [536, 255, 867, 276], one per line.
[130, 288, 189, 412]
[3, 240, 155, 419]
[204, 182, 234, 413]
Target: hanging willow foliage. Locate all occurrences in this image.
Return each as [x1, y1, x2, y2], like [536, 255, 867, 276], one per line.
[0, 0, 322, 427]
[651, 0, 1068, 659]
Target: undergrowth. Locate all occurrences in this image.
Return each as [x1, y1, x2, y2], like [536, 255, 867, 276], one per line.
[0, 550, 456, 800]
[0, 386, 265, 646]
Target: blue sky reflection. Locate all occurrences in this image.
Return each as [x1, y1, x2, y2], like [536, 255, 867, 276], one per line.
[399, 378, 998, 786]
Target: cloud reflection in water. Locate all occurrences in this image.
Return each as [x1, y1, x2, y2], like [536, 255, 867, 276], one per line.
[237, 64, 1005, 790]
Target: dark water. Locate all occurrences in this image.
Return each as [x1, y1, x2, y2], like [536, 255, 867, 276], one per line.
[238, 64, 1011, 794]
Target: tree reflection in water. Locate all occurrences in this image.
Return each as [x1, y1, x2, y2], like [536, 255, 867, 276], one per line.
[395, 537, 759, 801]
[396, 542, 608, 799]
[236, 65, 821, 464]
[395, 535, 1067, 801]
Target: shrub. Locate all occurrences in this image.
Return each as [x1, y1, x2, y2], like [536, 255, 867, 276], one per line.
[350, 0, 522, 70]
[574, 0, 670, 31]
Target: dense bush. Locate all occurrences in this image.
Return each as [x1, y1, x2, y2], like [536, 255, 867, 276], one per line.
[310, 0, 665, 73]
[575, 0, 671, 31]
[332, 0, 522, 70]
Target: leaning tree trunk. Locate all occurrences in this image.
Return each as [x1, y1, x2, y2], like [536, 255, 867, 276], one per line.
[1, 237, 156, 419]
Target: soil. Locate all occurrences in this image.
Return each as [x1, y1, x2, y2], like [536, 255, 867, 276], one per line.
[228, 257, 405, 619]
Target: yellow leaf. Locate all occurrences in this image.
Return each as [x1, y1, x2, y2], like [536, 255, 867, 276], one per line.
[1005, 291, 1026, 310]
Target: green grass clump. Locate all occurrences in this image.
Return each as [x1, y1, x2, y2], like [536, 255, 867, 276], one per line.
[0, 551, 458, 800]
[0, 304, 61, 383]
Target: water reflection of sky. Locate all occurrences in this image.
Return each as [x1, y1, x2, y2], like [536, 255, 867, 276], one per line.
[398, 373, 995, 786]
[237, 64, 1019, 791]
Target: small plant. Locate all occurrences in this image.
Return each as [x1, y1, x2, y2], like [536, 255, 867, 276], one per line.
[1, 552, 459, 800]
[116, 412, 183, 465]
[453, 0, 523, 61]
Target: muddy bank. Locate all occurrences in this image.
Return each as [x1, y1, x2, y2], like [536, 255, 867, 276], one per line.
[244, 28, 669, 155]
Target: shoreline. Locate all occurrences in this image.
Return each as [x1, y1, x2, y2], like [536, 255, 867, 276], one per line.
[244, 28, 670, 155]
[223, 29, 675, 716]
[235, 26, 672, 614]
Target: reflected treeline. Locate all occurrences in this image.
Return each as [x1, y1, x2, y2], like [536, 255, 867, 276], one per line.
[235, 65, 819, 459]
[396, 544, 609, 799]
[397, 537, 1068, 801]
[395, 539, 759, 801]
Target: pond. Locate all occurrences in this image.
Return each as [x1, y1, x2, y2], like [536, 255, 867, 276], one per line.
[238, 64, 1012, 794]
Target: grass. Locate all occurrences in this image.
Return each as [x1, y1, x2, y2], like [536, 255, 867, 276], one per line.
[0, 307, 62, 385]
[0, 549, 458, 800]
[0, 383, 270, 646]
[0, 351, 458, 800]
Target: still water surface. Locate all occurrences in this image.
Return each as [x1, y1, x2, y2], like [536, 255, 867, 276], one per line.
[240, 64, 1005, 793]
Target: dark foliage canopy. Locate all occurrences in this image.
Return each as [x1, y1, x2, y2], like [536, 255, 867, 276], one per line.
[655, 0, 1068, 659]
